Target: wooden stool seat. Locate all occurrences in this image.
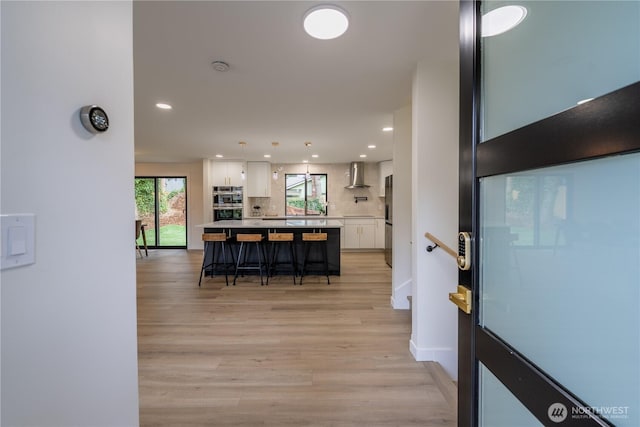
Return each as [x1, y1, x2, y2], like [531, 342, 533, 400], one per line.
[302, 232, 327, 241]
[202, 233, 227, 242]
[269, 232, 294, 242]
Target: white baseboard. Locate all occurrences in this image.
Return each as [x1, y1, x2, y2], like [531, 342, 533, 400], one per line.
[391, 278, 411, 310]
[390, 295, 410, 310]
[410, 339, 457, 381]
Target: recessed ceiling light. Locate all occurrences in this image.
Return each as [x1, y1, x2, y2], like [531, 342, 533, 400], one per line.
[156, 103, 172, 110]
[368, 145, 376, 149]
[264, 154, 271, 158]
[482, 5, 527, 37]
[312, 154, 319, 158]
[303, 5, 349, 40]
[215, 154, 224, 158]
[382, 127, 393, 132]
[303, 160, 309, 164]
[359, 154, 367, 158]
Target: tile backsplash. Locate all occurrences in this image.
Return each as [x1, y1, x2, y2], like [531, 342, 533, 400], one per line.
[247, 162, 384, 217]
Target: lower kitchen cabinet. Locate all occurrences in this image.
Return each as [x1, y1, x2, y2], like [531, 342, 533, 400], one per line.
[343, 218, 375, 249]
[375, 218, 385, 249]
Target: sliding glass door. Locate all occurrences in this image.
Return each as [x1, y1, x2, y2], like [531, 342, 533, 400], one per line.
[135, 177, 187, 248]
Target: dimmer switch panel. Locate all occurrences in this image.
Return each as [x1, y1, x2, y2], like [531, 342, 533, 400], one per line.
[1, 214, 35, 270]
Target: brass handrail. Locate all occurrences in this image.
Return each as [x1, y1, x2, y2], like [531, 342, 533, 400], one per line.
[424, 232, 457, 260]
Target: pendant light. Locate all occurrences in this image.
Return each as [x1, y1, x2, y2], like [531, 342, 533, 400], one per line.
[304, 142, 312, 180]
[271, 142, 280, 180]
[239, 141, 247, 180]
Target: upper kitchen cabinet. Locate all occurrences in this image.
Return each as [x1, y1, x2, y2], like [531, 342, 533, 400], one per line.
[211, 161, 245, 186]
[378, 160, 393, 197]
[246, 161, 271, 197]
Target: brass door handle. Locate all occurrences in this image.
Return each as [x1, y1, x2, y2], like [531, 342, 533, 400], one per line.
[449, 285, 472, 314]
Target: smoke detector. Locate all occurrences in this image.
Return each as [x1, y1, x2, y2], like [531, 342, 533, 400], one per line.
[211, 61, 230, 72]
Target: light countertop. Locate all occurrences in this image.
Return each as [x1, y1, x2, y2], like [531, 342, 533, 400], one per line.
[197, 219, 344, 228]
[245, 215, 383, 220]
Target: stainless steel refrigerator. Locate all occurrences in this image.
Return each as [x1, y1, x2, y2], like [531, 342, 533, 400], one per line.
[384, 175, 393, 267]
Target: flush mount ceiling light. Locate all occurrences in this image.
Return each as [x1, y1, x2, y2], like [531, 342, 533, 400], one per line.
[482, 5, 527, 37]
[303, 5, 349, 40]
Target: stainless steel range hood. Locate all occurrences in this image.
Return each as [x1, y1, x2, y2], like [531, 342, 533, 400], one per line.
[345, 162, 370, 189]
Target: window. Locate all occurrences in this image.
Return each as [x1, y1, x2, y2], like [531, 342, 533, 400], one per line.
[285, 174, 328, 216]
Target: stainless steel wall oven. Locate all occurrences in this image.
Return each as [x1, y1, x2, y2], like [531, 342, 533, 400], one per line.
[213, 186, 243, 221]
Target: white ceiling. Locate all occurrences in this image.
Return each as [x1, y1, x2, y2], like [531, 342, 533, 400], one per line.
[133, 1, 459, 164]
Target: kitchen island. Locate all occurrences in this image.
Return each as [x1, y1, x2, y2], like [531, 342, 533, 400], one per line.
[197, 219, 343, 277]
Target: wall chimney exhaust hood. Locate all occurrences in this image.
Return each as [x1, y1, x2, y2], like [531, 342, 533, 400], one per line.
[345, 162, 370, 189]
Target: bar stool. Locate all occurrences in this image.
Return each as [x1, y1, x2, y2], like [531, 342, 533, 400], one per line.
[199, 233, 234, 287]
[233, 233, 267, 286]
[300, 232, 330, 285]
[266, 232, 297, 285]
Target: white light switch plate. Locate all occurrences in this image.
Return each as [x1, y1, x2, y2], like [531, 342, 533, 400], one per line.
[1, 214, 36, 270]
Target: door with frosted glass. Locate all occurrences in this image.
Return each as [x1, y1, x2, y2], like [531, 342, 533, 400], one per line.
[458, 1, 640, 426]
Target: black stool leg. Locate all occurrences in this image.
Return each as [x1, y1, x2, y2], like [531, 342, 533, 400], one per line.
[289, 241, 297, 285]
[255, 242, 264, 286]
[220, 241, 229, 286]
[266, 242, 278, 285]
[233, 241, 245, 286]
[300, 242, 312, 285]
[199, 241, 211, 287]
[323, 241, 330, 285]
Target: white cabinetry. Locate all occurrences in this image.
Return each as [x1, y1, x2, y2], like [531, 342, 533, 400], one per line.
[211, 161, 245, 186]
[343, 218, 375, 249]
[378, 160, 393, 197]
[375, 218, 385, 249]
[246, 162, 271, 197]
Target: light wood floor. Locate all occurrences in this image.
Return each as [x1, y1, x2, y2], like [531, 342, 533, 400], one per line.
[137, 250, 456, 426]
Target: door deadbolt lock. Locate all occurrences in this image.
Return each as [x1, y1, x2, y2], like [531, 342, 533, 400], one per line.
[457, 232, 471, 270]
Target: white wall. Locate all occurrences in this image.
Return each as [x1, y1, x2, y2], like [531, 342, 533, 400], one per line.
[410, 58, 460, 380]
[391, 105, 412, 309]
[135, 162, 204, 250]
[1, 2, 139, 425]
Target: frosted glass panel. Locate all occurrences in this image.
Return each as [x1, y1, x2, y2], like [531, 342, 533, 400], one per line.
[480, 153, 640, 426]
[480, 364, 542, 427]
[481, 0, 640, 141]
